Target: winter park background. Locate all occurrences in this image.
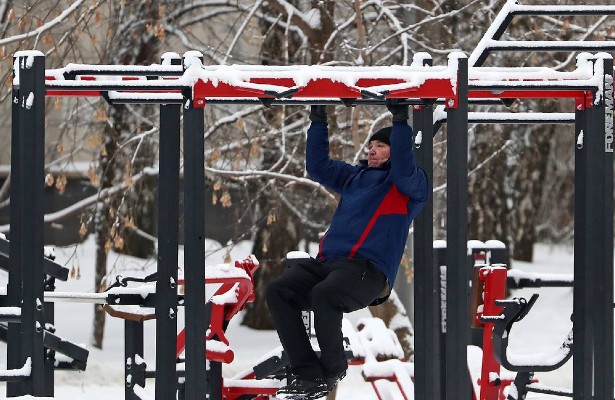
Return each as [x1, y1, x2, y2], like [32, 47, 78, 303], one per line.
[0, 0, 614, 399]
[0, 238, 580, 399]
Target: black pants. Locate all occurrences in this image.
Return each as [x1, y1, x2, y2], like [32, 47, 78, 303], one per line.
[266, 257, 386, 381]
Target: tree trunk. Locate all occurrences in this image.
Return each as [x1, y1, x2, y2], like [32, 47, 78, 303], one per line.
[92, 203, 109, 349]
[91, 0, 163, 348]
[468, 124, 511, 250]
[92, 103, 126, 348]
[511, 120, 554, 261]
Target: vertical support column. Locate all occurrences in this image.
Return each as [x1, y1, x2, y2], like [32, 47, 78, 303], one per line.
[433, 241, 447, 398]
[445, 53, 469, 400]
[155, 53, 182, 400]
[155, 100, 181, 398]
[125, 320, 144, 400]
[573, 96, 591, 400]
[13, 51, 46, 396]
[183, 51, 207, 400]
[203, 303, 222, 400]
[7, 80, 23, 397]
[485, 240, 507, 266]
[592, 54, 614, 400]
[44, 280, 55, 397]
[413, 102, 440, 400]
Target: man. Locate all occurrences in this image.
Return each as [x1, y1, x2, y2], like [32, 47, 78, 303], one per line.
[266, 101, 428, 400]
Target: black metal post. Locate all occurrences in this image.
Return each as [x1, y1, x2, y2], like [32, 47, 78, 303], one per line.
[433, 242, 447, 399]
[412, 103, 440, 400]
[485, 241, 508, 265]
[7, 81, 23, 397]
[44, 289, 55, 397]
[155, 55, 182, 400]
[203, 303, 222, 400]
[183, 71, 207, 398]
[14, 52, 46, 396]
[573, 101, 591, 400]
[125, 320, 145, 400]
[591, 55, 614, 400]
[445, 55, 470, 400]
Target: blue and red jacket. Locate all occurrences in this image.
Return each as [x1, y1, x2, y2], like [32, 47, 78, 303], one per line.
[306, 120, 428, 292]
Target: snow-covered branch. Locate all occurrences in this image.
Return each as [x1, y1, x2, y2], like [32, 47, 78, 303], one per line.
[0, 168, 159, 233]
[366, 0, 482, 59]
[0, 0, 87, 46]
[204, 166, 336, 203]
[222, 0, 264, 65]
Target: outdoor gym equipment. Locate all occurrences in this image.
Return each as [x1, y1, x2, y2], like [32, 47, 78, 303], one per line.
[99, 256, 259, 400]
[0, 236, 89, 383]
[6, 48, 612, 399]
[5, 2, 615, 396]
[477, 265, 580, 400]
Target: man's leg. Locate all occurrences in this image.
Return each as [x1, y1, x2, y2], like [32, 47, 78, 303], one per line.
[311, 259, 386, 379]
[266, 258, 326, 380]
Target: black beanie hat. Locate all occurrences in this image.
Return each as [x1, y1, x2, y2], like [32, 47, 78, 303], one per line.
[368, 126, 392, 146]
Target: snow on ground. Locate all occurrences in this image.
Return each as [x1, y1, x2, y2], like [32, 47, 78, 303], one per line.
[0, 239, 592, 399]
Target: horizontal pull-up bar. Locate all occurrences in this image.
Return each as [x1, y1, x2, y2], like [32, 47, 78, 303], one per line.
[435, 112, 576, 126]
[508, 4, 615, 16]
[15, 51, 612, 106]
[60, 66, 183, 80]
[484, 41, 615, 52]
[44, 86, 597, 106]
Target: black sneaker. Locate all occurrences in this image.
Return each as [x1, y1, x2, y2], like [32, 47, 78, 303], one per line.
[276, 377, 328, 399]
[324, 370, 347, 391]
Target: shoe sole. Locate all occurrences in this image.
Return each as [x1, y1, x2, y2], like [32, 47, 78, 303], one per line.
[275, 390, 329, 400]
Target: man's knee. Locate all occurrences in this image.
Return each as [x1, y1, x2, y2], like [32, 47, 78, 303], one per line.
[311, 283, 342, 310]
[266, 278, 283, 305]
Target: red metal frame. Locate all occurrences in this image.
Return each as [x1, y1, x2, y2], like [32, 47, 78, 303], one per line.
[42, 68, 601, 108]
[177, 257, 258, 364]
[476, 266, 507, 400]
[191, 76, 458, 102]
[36, 64, 602, 400]
[364, 372, 413, 400]
[205, 261, 522, 400]
[476, 266, 536, 400]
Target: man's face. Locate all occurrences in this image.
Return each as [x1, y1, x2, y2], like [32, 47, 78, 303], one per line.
[367, 140, 390, 168]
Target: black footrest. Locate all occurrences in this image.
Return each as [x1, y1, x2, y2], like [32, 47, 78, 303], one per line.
[0, 237, 69, 281]
[0, 323, 88, 371]
[43, 330, 89, 371]
[253, 351, 289, 379]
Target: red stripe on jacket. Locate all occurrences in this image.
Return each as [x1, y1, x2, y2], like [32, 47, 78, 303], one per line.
[348, 184, 409, 258]
[318, 231, 328, 261]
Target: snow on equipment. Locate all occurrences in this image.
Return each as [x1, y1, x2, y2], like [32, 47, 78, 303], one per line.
[6, 2, 615, 397]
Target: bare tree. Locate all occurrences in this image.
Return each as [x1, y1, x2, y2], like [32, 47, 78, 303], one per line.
[2, 0, 613, 355]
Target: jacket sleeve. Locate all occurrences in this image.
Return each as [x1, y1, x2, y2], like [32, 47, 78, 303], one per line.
[306, 121, 356, 193]
[389, 121, 429, 202]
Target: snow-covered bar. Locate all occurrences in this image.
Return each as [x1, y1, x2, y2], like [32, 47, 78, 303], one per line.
[35, 52, 610, 107]
[469, 63, 596, 86]
[40, 53, 460, 103]
[454, 112, 576, 125]
[483, 40, 615, 52]
[466, 54, 609, 105]
[505, 3, 615, 15]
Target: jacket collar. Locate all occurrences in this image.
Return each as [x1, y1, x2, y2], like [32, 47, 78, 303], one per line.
[359, 159, 391, 170]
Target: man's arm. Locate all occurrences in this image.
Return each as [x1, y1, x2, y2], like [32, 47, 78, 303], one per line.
[388, 103, 429, 202]
[306, 106, 356, 193]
